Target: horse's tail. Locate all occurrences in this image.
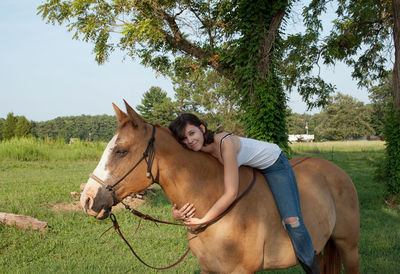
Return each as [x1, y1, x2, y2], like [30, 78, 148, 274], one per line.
[318, 238, 341, 274]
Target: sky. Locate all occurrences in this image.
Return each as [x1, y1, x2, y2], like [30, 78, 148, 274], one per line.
[0, 0, 373, 122]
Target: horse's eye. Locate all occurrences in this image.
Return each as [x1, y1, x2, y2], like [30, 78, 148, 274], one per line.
[115, 149, 128, 157]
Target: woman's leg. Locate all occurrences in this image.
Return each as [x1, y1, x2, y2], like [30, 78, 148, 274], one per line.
[260, 152, 319, 273]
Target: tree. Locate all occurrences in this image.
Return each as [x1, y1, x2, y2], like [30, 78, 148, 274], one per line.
[32, 115, 118, 141]
[2, 113, 17, 140]
[14, 116, 32, 138]
[368, 74, 393, 136]
[384, 104, 400, 196]
[284, 0, 400, 196]
[315, 93, 375, 141]
[38, 0, 296, 151]
[170, 57, 243, 134]
[40, 1, 400, 159]
[0, 118, 4, 141]
[286, 111, 315, 135]
[286, 111, 325, 141]
[137, 86, 177, 127]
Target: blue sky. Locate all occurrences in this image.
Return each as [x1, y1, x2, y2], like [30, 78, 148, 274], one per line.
[0, 0, 372, 122]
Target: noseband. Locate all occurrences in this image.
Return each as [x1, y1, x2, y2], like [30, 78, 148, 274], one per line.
[89, 124, 156, 206]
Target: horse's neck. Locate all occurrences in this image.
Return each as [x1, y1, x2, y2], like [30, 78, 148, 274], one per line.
[155, 128, 224, 215]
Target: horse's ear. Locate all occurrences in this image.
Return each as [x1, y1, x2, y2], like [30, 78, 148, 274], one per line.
[112, 103, 128, 123]
[123, 99, 145, 127]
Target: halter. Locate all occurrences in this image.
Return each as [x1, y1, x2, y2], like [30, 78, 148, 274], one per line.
[89, 124, 156, 206]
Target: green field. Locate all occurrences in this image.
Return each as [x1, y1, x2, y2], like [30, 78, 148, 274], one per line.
[0, 138, 399, 273]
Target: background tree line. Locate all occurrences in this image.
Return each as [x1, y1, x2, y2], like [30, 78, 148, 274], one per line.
[0, 114, 118, 142]
[136, 77, 389, 142]
[0, 71, 390, 143]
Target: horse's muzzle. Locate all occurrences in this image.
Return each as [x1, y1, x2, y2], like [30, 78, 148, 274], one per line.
[80, 180, 115, 220]
[95, 207, 112, 220]
[82, 196, 112, 220]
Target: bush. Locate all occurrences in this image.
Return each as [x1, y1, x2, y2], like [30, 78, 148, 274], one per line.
[383, 108, 400, 199]
[0, 137, 106, 162]
[0, 137, 49, 161]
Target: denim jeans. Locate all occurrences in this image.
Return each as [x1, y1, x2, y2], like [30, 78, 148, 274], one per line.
[259, 151, 315, 267]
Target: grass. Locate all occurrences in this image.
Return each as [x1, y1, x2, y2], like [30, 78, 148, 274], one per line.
[0, 139, 399, 273]
[0, 137, 105, 161]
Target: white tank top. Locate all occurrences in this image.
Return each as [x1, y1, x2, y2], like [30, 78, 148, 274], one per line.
[235, 136, 282, 170]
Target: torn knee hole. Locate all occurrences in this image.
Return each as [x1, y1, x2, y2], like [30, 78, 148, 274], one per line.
[284, 217, 300, 228]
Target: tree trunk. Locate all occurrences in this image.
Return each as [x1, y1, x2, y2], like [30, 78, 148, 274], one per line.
[392, 0, 400, 109]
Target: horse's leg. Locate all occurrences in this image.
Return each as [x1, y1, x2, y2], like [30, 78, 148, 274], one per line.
[331, 237, 360, 274]
[330, 198, 360, 273]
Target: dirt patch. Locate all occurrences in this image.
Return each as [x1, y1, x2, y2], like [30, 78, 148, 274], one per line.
[43, 201, 83, 212]
[43, 198, 146, 212]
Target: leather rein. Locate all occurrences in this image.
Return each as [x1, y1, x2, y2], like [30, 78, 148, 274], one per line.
[91, 124, 257, 270]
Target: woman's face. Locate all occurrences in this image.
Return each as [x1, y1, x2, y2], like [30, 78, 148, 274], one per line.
[182, 124, 205, 151]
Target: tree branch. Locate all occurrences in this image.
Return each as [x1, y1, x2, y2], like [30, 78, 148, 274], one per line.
[151, 3, 233, 78]
[150, 4, 207, 56]
[189, 6, 215, 53]
[257, 9, 286, 79]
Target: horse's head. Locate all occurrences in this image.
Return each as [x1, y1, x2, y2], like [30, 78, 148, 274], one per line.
[80, 100, 156, 219]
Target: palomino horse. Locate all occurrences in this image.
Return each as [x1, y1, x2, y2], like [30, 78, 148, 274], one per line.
[80, 101, 360, 274]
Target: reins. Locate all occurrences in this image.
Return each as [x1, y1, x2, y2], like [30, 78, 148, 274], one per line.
[106, 213, 191, 270]
[104, 168, 257, 270]
[291, 156, 312, 168]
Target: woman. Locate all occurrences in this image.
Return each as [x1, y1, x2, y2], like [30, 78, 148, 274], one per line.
[168, 113, 320, 274]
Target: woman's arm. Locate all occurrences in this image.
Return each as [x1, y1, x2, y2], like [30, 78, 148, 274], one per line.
[184, 137, 239, 229]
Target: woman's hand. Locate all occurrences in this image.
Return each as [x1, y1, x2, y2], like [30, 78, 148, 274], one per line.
[172, 203, 196, 221]
[183, 217, 205, 230]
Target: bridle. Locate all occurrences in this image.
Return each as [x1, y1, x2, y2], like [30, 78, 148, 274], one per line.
[88, 123, 194, 270]
[89, 124, 157, 206]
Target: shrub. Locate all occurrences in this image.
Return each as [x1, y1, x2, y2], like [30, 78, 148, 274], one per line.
[383, 108, 400, 198]
[0, 137, 49, 161]
[0, 137, 106, 162]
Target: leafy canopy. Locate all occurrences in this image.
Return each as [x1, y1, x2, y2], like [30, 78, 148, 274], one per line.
[283, 0, 393, 93]
[316, 93, 375, 140]
[38, 0, 292, 147]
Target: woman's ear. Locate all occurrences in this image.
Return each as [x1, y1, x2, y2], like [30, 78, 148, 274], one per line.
[200, 124, 206, 133]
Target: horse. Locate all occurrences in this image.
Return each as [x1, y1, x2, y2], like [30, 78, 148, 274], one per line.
[80, 101, 360, 274]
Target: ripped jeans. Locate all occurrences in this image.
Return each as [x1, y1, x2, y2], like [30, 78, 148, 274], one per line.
[259, 151, 315, 267]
